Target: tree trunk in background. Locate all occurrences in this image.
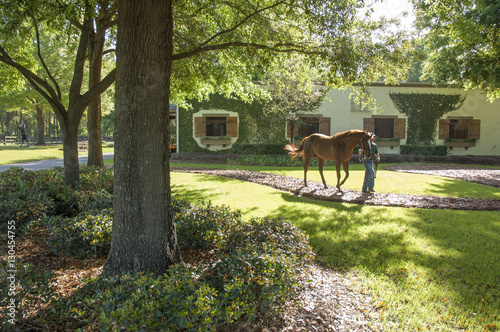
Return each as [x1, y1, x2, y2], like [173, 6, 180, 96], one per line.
[102, 0, 180, 277]
[36, 104, 45, 145]
[57, 113, 82, 187]
[87, 17, 107, 167]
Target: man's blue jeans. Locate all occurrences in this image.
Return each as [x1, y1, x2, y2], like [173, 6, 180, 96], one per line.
[362, 159, 375, 192]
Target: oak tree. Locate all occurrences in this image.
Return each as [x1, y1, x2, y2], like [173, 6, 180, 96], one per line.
[102, 0, 411, 276]
[413, 0, 500, 100]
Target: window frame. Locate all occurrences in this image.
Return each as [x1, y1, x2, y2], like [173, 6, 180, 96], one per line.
[438, 118, 480, 140]
[363, 117, 406, 139]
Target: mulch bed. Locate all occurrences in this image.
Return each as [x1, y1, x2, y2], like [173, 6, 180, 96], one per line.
[385, 164, 500, 188]
[172, 167, 500, 211]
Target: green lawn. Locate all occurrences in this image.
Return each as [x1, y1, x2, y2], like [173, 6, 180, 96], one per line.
[0, 145, 114, 165]
[171, 171, 500, 331]
[170, 162, 500, 200]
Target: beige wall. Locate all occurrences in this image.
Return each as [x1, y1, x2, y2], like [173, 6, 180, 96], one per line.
[316, 84, 500, 156]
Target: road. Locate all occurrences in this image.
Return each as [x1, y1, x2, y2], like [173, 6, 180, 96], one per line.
[0, 152, 114, 172]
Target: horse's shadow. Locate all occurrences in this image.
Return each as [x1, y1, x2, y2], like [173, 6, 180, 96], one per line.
[292, 184, 374, 205]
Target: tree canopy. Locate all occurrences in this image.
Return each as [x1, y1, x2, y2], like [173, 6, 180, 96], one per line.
[413, 0, 500, 100]
[169, 0, 412, 103]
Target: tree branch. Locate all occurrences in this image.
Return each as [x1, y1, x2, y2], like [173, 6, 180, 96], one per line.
[75, 68, 116, 113]
[0, 45, 66, 116]
[196, 0, 288, 49]
[173, 42, 326, 61]
[31, 15, 62, 100]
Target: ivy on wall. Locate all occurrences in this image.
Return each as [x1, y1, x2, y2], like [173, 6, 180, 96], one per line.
[178, 94, 288, 153]
[389, 92, 465, 145]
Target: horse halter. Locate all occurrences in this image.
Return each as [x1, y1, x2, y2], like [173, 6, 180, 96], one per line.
[360, 133, 372, 158]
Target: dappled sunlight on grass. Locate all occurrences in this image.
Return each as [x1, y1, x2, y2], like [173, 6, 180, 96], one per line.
[170, 171, 500, 331]
[423, 176, 500, 199]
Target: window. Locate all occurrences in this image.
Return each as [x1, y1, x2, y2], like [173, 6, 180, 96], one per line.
[298, 117, 320, 137]
[287, 117, 330, 138]
[363, 117, 405, 139]
[350, 97, 369, 112]
[205, 117, 226, 137]
[194, 115, 238, 138]
[439, 118, 480, 140]
[374, 118, 395, 138]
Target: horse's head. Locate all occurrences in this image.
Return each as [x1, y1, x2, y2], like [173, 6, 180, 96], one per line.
[360, 131, 374, 158]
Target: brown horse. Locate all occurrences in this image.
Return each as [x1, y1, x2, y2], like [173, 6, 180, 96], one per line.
[284, 130, 374, 190]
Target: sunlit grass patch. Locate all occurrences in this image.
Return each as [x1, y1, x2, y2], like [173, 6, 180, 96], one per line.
[171, 171, 500, 331]
[0, 145, 114, 165]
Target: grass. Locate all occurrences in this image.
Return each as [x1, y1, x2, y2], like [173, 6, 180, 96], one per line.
[169, 162, 499, 200]
[0, 145, 114, 165]
[171, 171, 500, 331]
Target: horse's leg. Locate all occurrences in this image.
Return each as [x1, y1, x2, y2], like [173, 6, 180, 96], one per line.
[318, 158, 327, 188]
[303, 155, 312, 187]
[339, 161, 350, 186]
[335, 162, 342, 190]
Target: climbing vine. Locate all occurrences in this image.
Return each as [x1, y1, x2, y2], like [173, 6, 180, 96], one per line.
[389, 92, 465, 144]
[178, 94, 287, 153]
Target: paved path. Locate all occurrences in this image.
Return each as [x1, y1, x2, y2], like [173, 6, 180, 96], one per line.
[0, 152, 114, 172]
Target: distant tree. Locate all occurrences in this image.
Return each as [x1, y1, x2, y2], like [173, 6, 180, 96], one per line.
[0, 1, 116, 185]
[413, 0, 500, 100]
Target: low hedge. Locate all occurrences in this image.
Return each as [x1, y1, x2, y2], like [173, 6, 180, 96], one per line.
[0, 167, 114, 232]
[400, 144, 448, 156]
[230, 142, 289, 155]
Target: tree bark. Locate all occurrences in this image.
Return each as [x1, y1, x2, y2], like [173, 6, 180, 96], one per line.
[102, 0, 181, 277]
[87, 33, 105, 168]
[36, 104, 45, 145]
[56, 112, 82, 187]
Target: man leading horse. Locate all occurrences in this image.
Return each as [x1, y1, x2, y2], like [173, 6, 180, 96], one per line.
[285, 130, 374, 191]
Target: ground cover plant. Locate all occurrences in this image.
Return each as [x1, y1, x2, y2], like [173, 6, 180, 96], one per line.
[0, 167, 314, 331]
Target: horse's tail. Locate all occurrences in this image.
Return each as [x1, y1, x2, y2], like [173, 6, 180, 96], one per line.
[284, 137, 307, 160]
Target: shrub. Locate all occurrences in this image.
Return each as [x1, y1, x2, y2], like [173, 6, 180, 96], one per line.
[224, 217, 314, 259]
[0, 167, 114, 232]
[76, 167, 114, 194]
[95, 216, 315, 331]
[43, 209, 113, 258]
[203, 250, 301, 320]
[96, 266, 224, 331]
[174, 200, 242, 250]
[230, 142, 289, 155]
[227, 154, 334, 167]
[76, 190, 113, 212]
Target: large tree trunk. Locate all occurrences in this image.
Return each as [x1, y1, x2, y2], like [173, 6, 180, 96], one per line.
[102, 0, 180, 277]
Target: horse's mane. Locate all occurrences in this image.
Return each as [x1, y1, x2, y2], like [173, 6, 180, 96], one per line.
[331, 130, 365, 150]
[331, 129, 365, 139]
